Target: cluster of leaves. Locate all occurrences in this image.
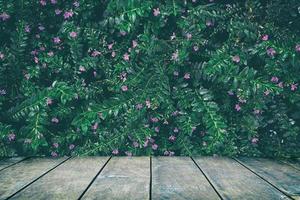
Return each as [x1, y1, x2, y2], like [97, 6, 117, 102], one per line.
[0, 0, 300, 158]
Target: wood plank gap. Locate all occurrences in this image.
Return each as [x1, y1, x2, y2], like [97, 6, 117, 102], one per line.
[190, 157, 223, 200]
[5, 156, 71, 200]
[233, 158, 294, 200]
[78, 156, 112, 200]
[0, 157, 31, 173]
[149, 156, 152, 200]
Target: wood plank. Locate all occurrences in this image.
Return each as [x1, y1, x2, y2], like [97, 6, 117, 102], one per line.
[193, 157, 289, 200]
[10, 157, 109, 200]
[237, 157, 300, 199]
[0, 157, 67, 199]
[0, 157, 26, 171]
[281, 160, 300, 171]
[152, 157, 220, 200]
[81, 157, 150, 200]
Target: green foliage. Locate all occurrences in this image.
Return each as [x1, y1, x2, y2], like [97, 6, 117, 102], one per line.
[0, 0, 299, 157]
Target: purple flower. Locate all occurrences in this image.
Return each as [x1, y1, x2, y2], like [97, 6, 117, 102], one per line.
[53, 143, 59, 148]
[121, 85, 128, 92]
[145, 100, 151, 108]
[267, 48, 276, 57]
[40, 0, 46, 6]
[151, 117, 159, 123]
[120, 31, 127, 36]
[120, 72, 127, 81]
[112, 149, 119, 155]
[143, 140, 149, 147]
[152, 144, 158, 150]
[253, 109, 261, 115]
[291, 83, 298, 91]
[169, 151, 175, 156]
[228, 91, 234, 96]
[0, 52, 4, 60]
[64, 10, 74, 19]
[261, 34, 269, 41]
[25, 25, 31, 33]
[295, 44, 300, 52]
[79, 66, 86, 72]
[51, 0, 57, 4]
[55, 9, 62, 15]
[123, 53, 130, 61]
[47, 51, 54, 57]
[153, 8, 160, 16]
[69, 144, 75, 150]
[235, 104, 241, 111]
[0, 12, 10, 21]
[136, 103, 143, 110]
[107, 43, 114, 49]
[264, 90, 270, 96]
[132, 40, 138, 48]
[69, 31, 77, 38]
[51, 117, 59, 123]
[8, 133, 16, 141]
[73, 1, 80, 7]
[232, 55, 240, 63]
[271, 76, 279, 83]
[154, 127, 160, 133]
[171, 50, 179, 61]
[169, 135, 176, 142]
[46, 97, 53, 105]
[206, 20, 213, 27]
[184, 73, 190, 79]
[51, 152, 58, 157]
[53, 37, 61, 44]
[251, 137, 259, 144]
[186, 33, 192, 39]
[164, 151, 170, 156]
[277, 82, 284, 88]
[91, 50, 101, 57]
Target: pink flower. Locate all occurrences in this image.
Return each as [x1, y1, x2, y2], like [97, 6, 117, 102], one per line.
[120, 31, 127, 36]
[193, 46, 199, 51]
[169, 135, 176, 142]
[186, 33, 192, 39]
[64, 10, 74, 19]
[111, 51, 116, 57]
[295, 44, 300, 52]
[132, 40, 138, 48]
[55, 9, 62, 15]
[206, 20, 213, 27]
[253, 109, 261, 115]
[8, 133, 16, 141]
[53, 37, 61, 44]
[143, 140, 149, 147]
[47, 51, 54, 57]
[25, 25, 31, 33]
[69, 144, 75, 150]
[92, 122, 98, 131]
[136, 103, 143, 110]
[121, 85, 128, 92]
[34, 57, 39, 64]
[73, 1, 80, 7]
[228, 91, 234, 96]
[112, 149, 119, 155]
[145, 100, 151, 108]
[0, 12, 10, 21]
[51, 152, 58, 157]
[277, 82, 284, 88]
[271, 76, 279, 83]
[79, 66, 86, 72]
[123, 53, 130, 61]
[264, 90, 270, 96]
[107, 43, 114, 49]
[152, 144, 158, 150]
[153, 8, 160, 16]
[251, 137, 259, 144]
[120, 72, 127, 81]
[151, 117, 159, 123]
[91, 50, 101, 57]
[291, 83, 298, 91]
[171, 50, 179, 61]
[235, 104, 241, 111]
[154, 127, 160, 133]
[51, 117, 59, 123]
[53, 143, 59, 148]
[51, 0, 57, 4]
[267, 48, 276, 57]
[0, 52, 4, 60]
[40, 0, 46, 6]
[261, 34, 269, 41]
[232, 55, 240, 63]
[184, 73, 190, 80]
[46, 97, 53, 105]
[69, 31, 77, 38]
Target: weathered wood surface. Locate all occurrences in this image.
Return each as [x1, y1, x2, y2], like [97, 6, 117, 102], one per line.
[10, 157, 109, 200]
[281, 159, 300, 171]
[237, 157, 300, 199]
[194, 157, 289, 200]
[152, 157, 220, 200]
[0, 157, 67, 199]
[0, 157, 26, 171]
[81, 157, 150, 200]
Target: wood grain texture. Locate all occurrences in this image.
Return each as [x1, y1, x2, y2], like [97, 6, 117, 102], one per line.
[0, 157, 67, 200]
[82, 157, 150, 200]
[193, 157, 289, 200]
[237, 157, 300, 199]
[0, 157, 26, 171]
[281, 160, 300, 171]
[10, 157, 109, 200]
[152, 157, 220, 200]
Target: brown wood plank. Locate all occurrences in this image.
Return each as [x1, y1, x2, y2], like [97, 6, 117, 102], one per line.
[193, 157, 289, 200]
[10, 157, 110, 200]
[237, 157, 300, 199]
[152, 157, 220, 200]
[0, 157, 26, 171]
[0, 157, 67, 199]
[82, 157, 150, 200]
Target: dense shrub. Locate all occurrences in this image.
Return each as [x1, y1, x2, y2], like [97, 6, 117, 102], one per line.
[0, 0, 300, 157]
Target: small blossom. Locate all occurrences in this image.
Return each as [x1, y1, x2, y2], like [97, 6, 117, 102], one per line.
[206, 20, 213, 27]
[145, 100, 151, 108]
[25, 25, 31, 33]
[93, 71, 97, 77]
[271, 76, 279, 83]
[169, 135, 176, 142]
[91, 50, 101, 57]
[0, 89, 6, 95]
[66, 144, 74, 151]
[34, 57, 39, 64]
[46, 97, 53, 105]
[120, 72, 127, 81]
[8, 133, 16, 141]
[73, 1, 80, 7]
[151, 117, 159, 123]
[173, 71, 179, 76]
[202, 141, 207, 146]
[132, 40, 138, 48]
[121, 85, 128, 92]
[51, 117, 59, 123]
[92, 122, 98, 131]
[153, 8, 160, 16]
[123, 53, 130, 61]
[295, 44, 300, 52]
[228, 91, 234, 96]
[261, 34, 269, 41]
[79, 66, 86, 72]
[264, 90, 270, 96]
[51, 0, 57, 4]
[53, 143, 59, 148]
[251, 137, 259, 144]
[184, 73, 190, 79]
[277, 82, 284, 88]
[112, 149, 119, 155]
[53, 37, 61, 44]
[38, 25, 45, 31]
[55, 9, 62, 15]
[107, 43, 114, 50]
[51, 152, 58, 157]
[154, 127, 160, 133]
[125, 151, 132, 156]
[24, 73, 30, 80]
[193, 46, 199, 51]
[186, 33, 192, 39]
[192, 127, 197, 132]
[232, 55, 240, 63]
[136, 103, 143, 110]
[235, 104, 241, 111]
[69, 31, 77, 38]
[47, 51, 54, 57]
[267, 48, 276, 57]
[0, 12, 10, 21]
[40, 0, 46, 6]
[133, 141, 139, 148]
[164, 151, 170, 156]
[120, 31, 127, 36]
[173, 127, 179, 133]
[64, 10, 74, 19]
[111, 51, 116, 57]
[171, 50, 179, 61]
[291, 83, 298, 91]
[253, 109, 261, 115]
[0, 52, 4, 60]
[152, 144, 158, 150]
[238, 98, 247, 103]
